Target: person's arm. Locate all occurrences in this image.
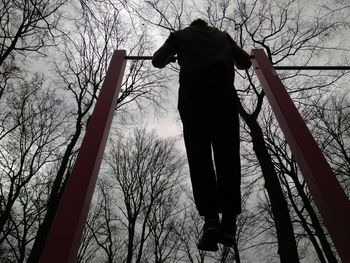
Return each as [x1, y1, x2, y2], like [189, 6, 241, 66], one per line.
[226, 34, 251, 70]
[152, 41, 177, 68]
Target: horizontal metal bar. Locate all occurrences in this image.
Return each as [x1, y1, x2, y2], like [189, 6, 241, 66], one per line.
[124, 56, 350, 71]
[273, 66, 350, 70]
[125, 56, 153, 60]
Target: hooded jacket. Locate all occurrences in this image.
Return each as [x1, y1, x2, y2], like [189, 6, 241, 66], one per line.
[152, 24, 251, 73]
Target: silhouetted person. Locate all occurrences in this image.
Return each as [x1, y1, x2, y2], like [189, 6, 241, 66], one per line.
[152, 19, 251, 251]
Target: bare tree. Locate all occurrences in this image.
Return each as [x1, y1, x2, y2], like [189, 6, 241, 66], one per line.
[79, 178, 125, 263]
[0, 0, 64, 66]
[0, 3, 67, 259]
[0, 0, 64, 65]
[0, 74, 67, 260]
[2, 178, 49, 263]
[145, 183, 184, 263]
[172, 199, 206, 263]
[312, 95, 350, 194]
[27, 0, 171, 260]
[0, 0, 65, 101]
[262, 105, 339, 262]
[76, 212, 100, 263]
[103, 128, 186, 263]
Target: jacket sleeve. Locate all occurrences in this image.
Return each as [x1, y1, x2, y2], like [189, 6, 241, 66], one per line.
[152, 34, 177, 68]
[226, 33, 252, 70]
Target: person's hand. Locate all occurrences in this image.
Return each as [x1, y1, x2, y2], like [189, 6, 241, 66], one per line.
[167, 56, 177, 63]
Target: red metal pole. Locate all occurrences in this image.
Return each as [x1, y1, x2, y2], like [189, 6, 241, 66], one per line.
[40, 50, 127, 263]
[251, 49, 350, 262]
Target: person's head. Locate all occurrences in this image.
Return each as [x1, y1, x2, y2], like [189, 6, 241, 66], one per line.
[190, 18, 208, 27]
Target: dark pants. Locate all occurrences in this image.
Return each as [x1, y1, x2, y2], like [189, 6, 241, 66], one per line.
[178, 63, 241, 217]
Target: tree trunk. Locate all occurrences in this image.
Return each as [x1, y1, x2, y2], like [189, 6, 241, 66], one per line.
[280, 174, 327, 263]
[289, 172, 338, 263]
[246, 118, 299, 263]
[126, 220, 136, 263]
[233, 239, 241, 263]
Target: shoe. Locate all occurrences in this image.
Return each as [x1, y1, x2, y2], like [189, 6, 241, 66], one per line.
[218, 220, 236, 247]
[197, 220, 221, 251]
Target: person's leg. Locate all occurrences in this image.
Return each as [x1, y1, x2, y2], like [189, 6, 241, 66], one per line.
[182, 121, 219, 216]
[178, 72, 220, 251]
[220, 213, 237, 246]
[209, 75, 241, 246]
[178, 78, 219, 217]
[211, 78, 241, 217]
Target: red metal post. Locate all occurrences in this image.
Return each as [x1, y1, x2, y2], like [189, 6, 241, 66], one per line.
[40, 50, 127, 263]
[251, 49, 350, 262]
